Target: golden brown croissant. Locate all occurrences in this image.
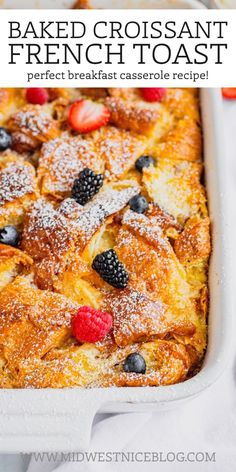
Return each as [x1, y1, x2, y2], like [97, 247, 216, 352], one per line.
[0, 87, 210, 388]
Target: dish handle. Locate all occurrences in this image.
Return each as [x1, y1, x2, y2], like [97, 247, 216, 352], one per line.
[0, 391, 102, 452]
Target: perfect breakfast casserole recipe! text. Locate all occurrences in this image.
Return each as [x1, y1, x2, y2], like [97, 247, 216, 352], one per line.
[0, 87, 211, 388]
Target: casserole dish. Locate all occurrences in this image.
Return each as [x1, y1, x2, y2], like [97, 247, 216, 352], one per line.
[0, 0, 231, 453]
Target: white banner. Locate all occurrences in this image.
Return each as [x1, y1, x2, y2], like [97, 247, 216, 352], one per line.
[0, 9, 235, 87]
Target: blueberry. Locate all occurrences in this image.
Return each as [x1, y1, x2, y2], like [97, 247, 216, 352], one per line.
[129, 194, 148, 214]
[135, 155, 155, 172]
[0, 226, 19, 247]
[123, 353, 146, 374]
[0, 128, 12, 152]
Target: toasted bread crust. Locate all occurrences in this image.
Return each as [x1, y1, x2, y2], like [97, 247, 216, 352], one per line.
[0, 87, 210, 388]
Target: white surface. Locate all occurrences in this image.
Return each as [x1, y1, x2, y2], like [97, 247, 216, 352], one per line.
[0, 96, 235, 472]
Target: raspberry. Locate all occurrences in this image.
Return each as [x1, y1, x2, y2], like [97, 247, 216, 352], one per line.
[72, 306, 113, 343]
[26, 88, 49, 105]
[140, 88, 166, 102]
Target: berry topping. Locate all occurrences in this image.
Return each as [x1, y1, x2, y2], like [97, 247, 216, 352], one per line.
[72, 306, 112, 343]
[26, 88, 49, 105]
[135, 155, 155, 172]
[222, 88, 236, 100]
[123, 353, 146, 374]
[140, 88, 166, 102]
[71, 168, 104, 206]
[68, 99, 110, 133]
[0, 226, 19, 247]
[92, 249, 129, 289]
[129, 194, 149, 214]
[0, 127, 12, 151]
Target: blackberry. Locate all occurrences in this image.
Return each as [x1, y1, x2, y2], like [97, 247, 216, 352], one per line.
[71, 168, 104, 206]
[135, 155, 155, 172]
[123, 353, 146, 374]
[92, 249, 129, 289]
[129, 194, 148, 214]
[0, 226, 19, 247]
[0, 128, 12, 152]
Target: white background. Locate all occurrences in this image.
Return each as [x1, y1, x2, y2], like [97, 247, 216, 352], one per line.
[0, 9, 236, 87]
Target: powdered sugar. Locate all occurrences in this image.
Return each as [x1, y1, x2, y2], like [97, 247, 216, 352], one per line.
[26, 198, 62, 231]
[0, 161, 36, 205]
[12, 107, 52, 138]
[60, 185, 139, 243]
[21, 198, 73, 262]
[39, 134, 101, 195]
[122, 209, 166, 248]
[97, 126, 145, 179]
[104, 287, 167, 348]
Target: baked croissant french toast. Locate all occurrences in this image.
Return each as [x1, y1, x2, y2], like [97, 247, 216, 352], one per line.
[0, 87, 210, 388]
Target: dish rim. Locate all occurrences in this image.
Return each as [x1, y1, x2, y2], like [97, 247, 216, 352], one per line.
[0, 87, 231, 452]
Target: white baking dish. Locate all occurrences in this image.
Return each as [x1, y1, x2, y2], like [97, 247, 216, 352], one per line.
[0, 0, 232, 453]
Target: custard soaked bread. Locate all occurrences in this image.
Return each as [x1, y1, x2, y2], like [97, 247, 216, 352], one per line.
[0, 87, 210, 388]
